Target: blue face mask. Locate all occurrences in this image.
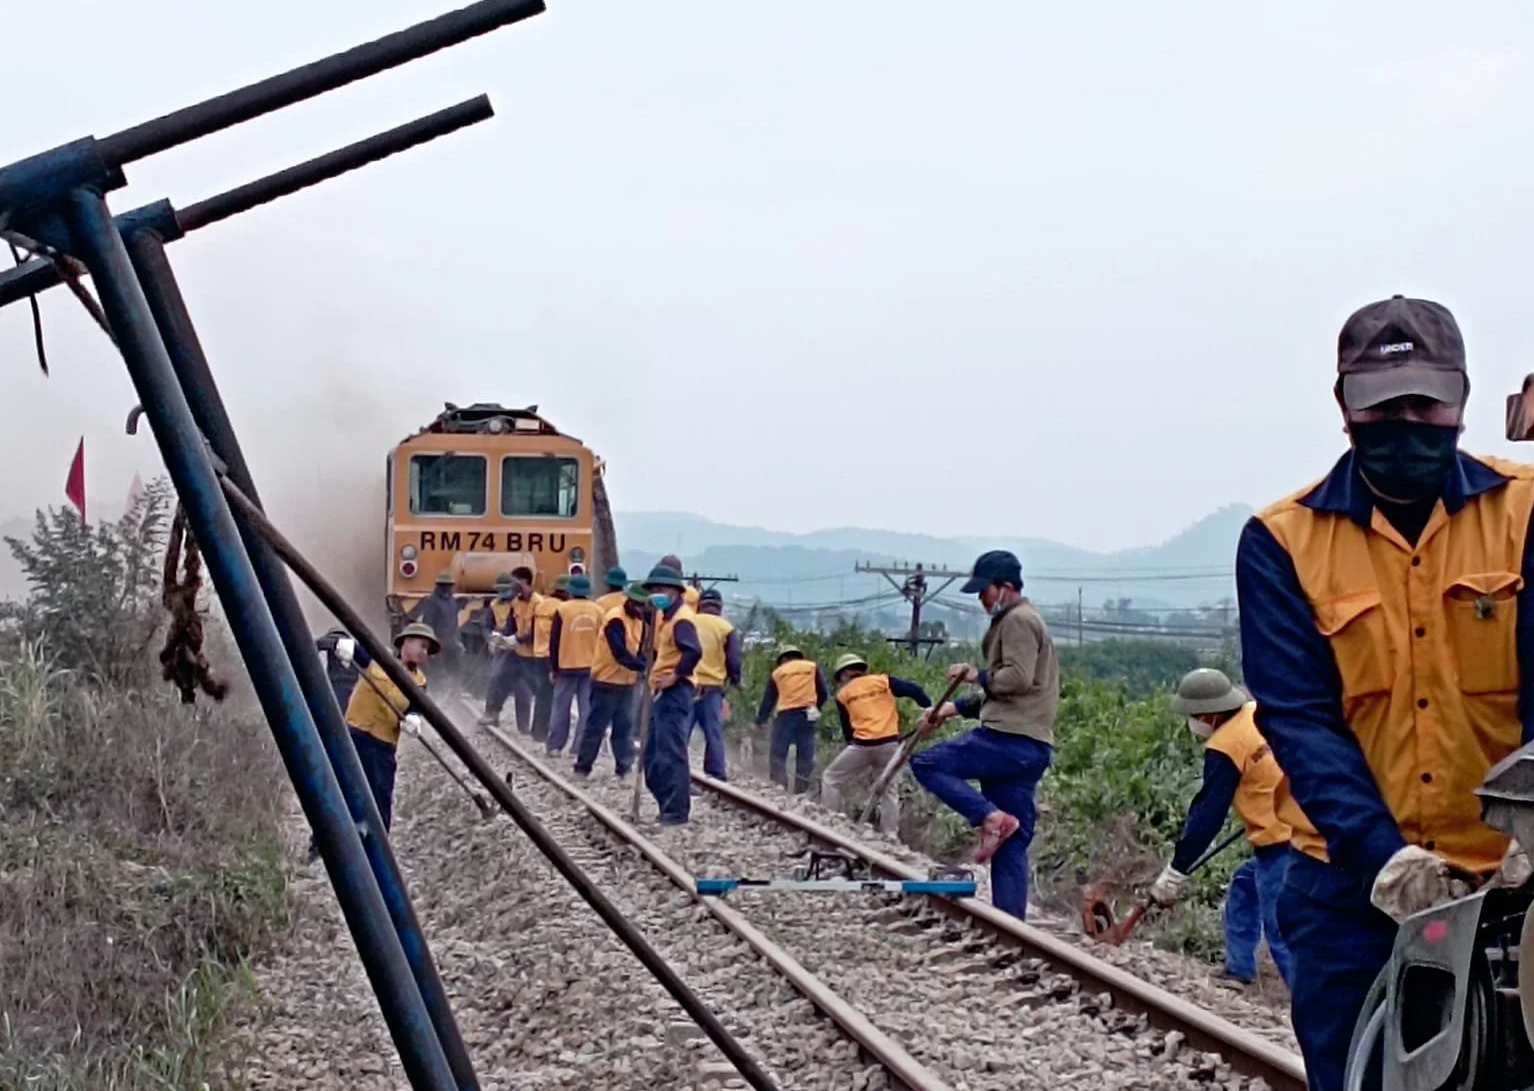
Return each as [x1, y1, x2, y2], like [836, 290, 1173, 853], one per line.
[649, 593, 672, 610]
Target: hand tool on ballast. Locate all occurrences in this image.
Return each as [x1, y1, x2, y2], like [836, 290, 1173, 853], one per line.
[856, 672, 969, 825]
[353, 663, 495, 818]
[630, 615, 660, 821]
[1083, 827, 1245, 945]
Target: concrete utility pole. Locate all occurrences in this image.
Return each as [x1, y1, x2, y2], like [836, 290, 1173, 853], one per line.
[853, 561, 968, 657]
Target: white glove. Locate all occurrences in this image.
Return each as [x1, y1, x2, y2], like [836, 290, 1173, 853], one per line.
[1370, 845, 1478, 923]
[334, 637, 356, 668]
[487, 632, 509, 654]
[806, 707, 821, 723]
[402, 714, 424, 739]
[1495, 838, 1533, 890]
[1148, 863, 1187, 907]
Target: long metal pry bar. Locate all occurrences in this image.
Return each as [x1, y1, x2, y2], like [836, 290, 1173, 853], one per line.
[0, 4, 545, 1089]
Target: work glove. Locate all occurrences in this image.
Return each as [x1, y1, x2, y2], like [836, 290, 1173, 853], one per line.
[486, 632, 507, 654]
[1370, 845, 1478, 923]
[1147, 863, 1187, 907]
[334, 637, 356, 668]
[402, 714, 425, 740]
[1494, 838, 1534, 890]
[806, 707, 821, 723]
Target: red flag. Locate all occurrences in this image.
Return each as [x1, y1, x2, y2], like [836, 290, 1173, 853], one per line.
[64, 438, 85, 528]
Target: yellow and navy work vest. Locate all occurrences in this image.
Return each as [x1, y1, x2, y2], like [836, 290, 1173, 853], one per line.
[1258, 455, 1534, 872]
[344, 660, 426, 747]
[683, 586, 701, 610]
[532, 596, 561, 659]
[511, 594, 541, 657]
[554, 599, 605, 670]
[595, 590, 627, 615]
[692, 613, 735, 688]
[490, 599, 513, 631]
[1205, 702, 1291, 850]
[837, 673, 900, 744]
[593, 606, 643, 686]
[650, 603, 698, 687]
[772, 658, 820, 713]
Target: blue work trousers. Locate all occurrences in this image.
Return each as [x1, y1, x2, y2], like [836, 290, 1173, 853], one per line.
[909, 727, 1051, 920]
[691, 686, 728, 780]
[351, 727, 399, 832]
[643, 683, 695, 824]
[769, 710, 817, 793]
[1277, 849, 1396, 1091]
[548, 670, 592, 754]
[529, 657, 553, 742]
[1224, 844, 1294, 985]
[574, 681, 637, 777]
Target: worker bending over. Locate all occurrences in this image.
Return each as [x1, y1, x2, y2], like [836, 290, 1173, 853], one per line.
[691, 588, 741, 780]
[1149, 669, 1294, 987]
[336, 622, 437, 832]
[916, 550, 1059, 920]
[481, 567, 539, 732]
[642, 564, 702, 824]
[575, 582, 650, 779]
[594, 566, 628, 613]
[822, 653, 931, 835]
[1238, 296, 1534, 1091]
[548, 574, 604, 755]
[528, 574, 568, 742]
[754, 646, 829, 794]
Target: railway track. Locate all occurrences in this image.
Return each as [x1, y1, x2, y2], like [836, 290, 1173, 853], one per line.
[468, 704, 1307, 1091]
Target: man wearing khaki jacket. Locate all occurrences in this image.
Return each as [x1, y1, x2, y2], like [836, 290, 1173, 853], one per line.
[915, 549, 1060, 919]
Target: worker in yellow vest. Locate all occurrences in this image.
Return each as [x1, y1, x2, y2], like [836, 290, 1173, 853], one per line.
[481, 566, 539, 732]
[1148, 669, 1293, 986]
[641, 564, 703, 824]
[822, 653, 931, 835]
[528, 574, 568, 743]
[1236, 295, 1534, 1091]
[547, 574, 606, 755]
[575, 582, 650, 779]
[594, 566, 628, 614]
[690, 588, 741, 780]
[341, 621, 437, 831]
[753, 646, 829, 794]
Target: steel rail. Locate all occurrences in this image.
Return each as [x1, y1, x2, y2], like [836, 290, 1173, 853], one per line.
[479, 720, 955, 1091]
[691, 772, 1309, 1091]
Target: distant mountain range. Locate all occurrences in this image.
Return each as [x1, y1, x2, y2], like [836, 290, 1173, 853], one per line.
[614, 506, 1252, 638]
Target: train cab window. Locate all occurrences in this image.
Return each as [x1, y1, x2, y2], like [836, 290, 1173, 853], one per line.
[501, 456, 580, 518]
[408, 454, 487, 516]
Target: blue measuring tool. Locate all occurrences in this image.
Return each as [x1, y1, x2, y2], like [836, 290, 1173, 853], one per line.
[697, 877, 977, 898]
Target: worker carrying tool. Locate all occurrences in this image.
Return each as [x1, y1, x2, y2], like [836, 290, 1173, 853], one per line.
[691, 588, 742, 781]
[547, 574, 604, 756]
[753, 646, 829, 794]
[641, 564, 702, 824]
[821, 653, 931, 836]
[1148, 668, 1294, 987]
[407, 571, 463, 686]
[527, 574, 568, 743]
[594, 566, 628, 613]
[1237, 295, 1534, 1091]
[481, 566, 539, 732]
[575, 581, 651, 779]
[914, 549, 1059, 921]
[317, 626, 371, 711]
[334, 621, 438, 832]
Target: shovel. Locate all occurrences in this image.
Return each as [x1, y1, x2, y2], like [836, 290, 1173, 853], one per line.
[629, 617, 660, 821]
[1083, 827, 1245, 945]
[855, 672, 968, 826]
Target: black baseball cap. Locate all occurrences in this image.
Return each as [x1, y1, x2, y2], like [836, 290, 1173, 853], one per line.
[1337, 295, 1468, 411]
[961, 550, 1024, 594]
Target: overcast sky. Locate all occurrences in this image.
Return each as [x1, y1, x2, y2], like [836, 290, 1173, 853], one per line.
[3, 0, 1532, 558]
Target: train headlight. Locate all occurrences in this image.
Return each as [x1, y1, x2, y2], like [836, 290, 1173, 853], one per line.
[401, 560, 418, 578]
[401, 544, 418, 561]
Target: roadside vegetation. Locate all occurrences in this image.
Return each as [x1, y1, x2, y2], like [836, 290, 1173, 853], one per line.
[0, 482, 293, 1089]
[731, 621, 1248, 962]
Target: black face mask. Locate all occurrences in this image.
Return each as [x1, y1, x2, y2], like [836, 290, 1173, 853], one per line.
[1349, 419, 1460, 502]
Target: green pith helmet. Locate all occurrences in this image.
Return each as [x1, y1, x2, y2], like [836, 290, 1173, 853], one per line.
[832, 653, 868, 677]
[435, 571, 455, 586]
[494, 572, 514, 590]
[643, 564, 687, 589]
[1169, 668, 1247, 716]
[605, 566, 628, 589]
[553, 574, 571, 591]
[625, 581, 650, 604]
[776, 645, 804, 664]
[567, 574, 592, 598]
[395, 622, 441, 654]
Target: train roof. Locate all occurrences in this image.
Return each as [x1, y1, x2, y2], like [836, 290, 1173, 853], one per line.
[396, 402, 586, 445]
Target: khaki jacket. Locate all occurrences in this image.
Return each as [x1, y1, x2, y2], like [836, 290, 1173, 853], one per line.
[961, 598, 1060, 745]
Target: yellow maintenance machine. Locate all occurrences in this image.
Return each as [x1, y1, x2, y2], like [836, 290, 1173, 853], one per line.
[383, 403, 618, 651]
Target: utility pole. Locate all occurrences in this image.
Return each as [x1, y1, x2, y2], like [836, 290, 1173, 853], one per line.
[686, 572, 740, 592]
[853, 561, 969, 658]
[1077, 586, 1084, 647]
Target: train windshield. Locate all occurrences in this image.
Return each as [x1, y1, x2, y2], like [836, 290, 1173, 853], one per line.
[409, 453, 487, 516]
[501, 455, 579, 518]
